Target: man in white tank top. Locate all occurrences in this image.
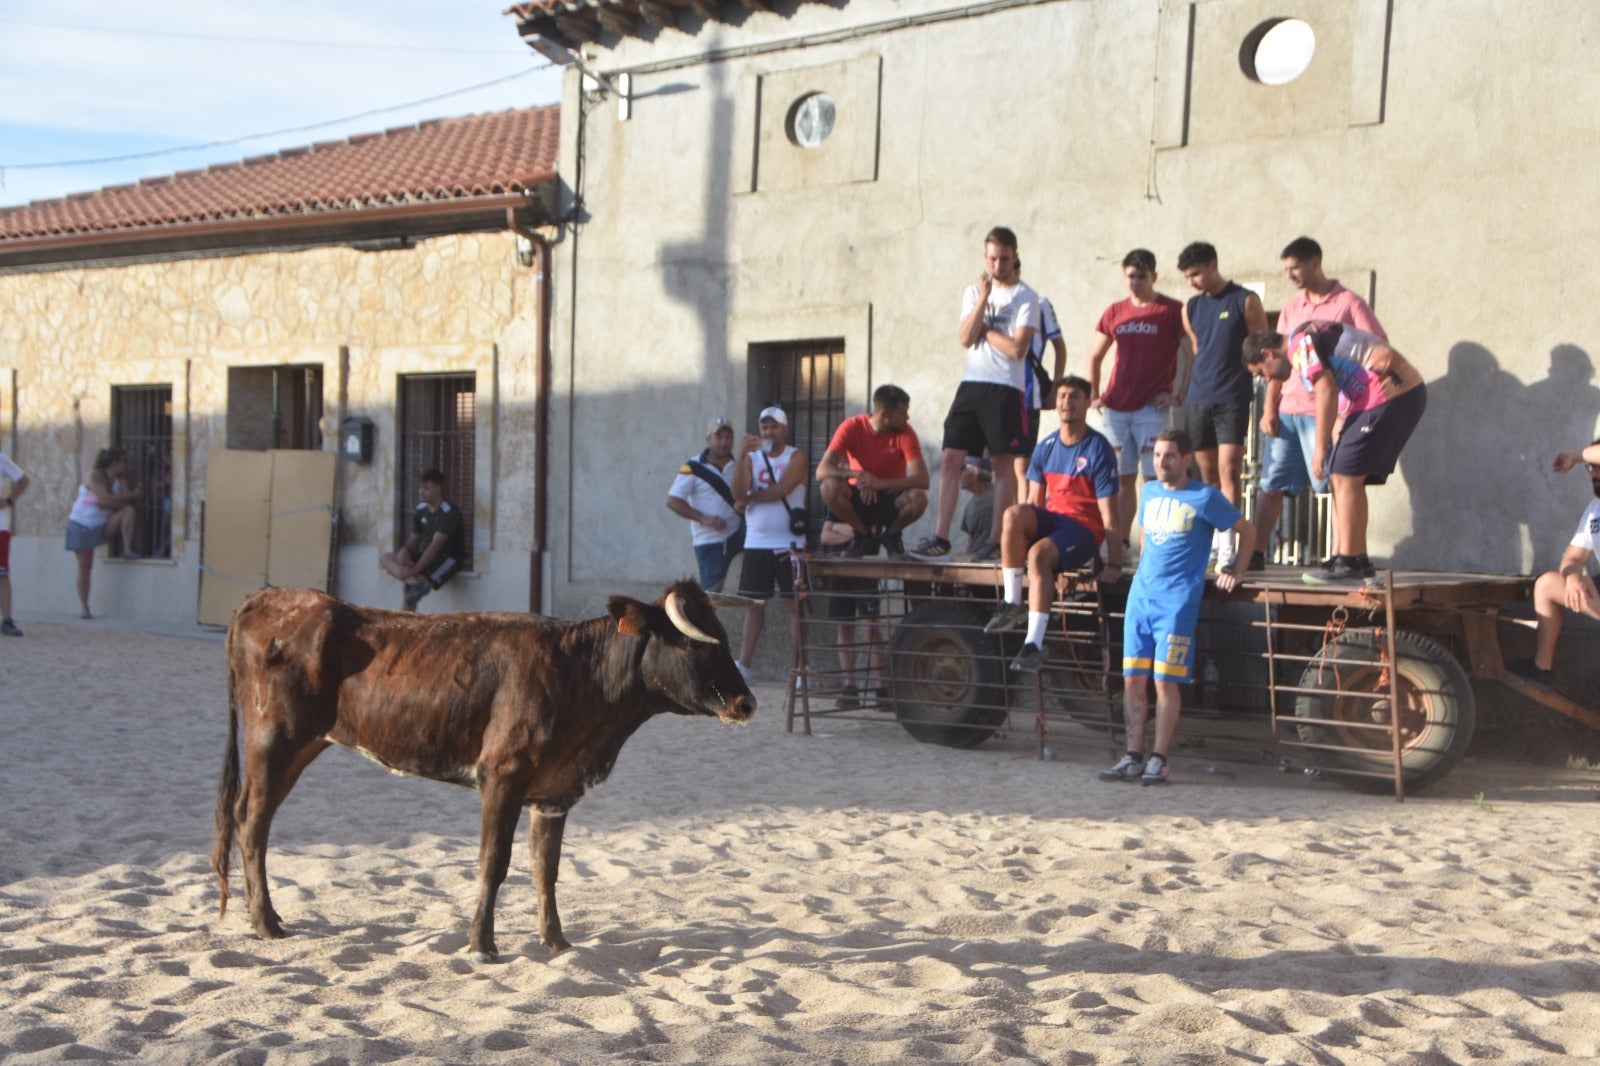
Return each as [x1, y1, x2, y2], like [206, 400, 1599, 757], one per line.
[730, 407, 809, 680]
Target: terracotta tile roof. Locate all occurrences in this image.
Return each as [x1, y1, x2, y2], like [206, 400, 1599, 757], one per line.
[0, 105, 560, 243]
[508, 0, 826, 49]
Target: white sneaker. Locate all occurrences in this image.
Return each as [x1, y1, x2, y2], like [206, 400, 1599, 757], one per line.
[735, 661, 753, 686]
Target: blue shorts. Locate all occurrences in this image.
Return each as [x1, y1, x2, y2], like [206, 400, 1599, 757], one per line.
[1122, 595, 1201, 682]
[693, 537, 739, 592]
[1030, 507, 1100, 571]
[1259, 411, 1327, 495]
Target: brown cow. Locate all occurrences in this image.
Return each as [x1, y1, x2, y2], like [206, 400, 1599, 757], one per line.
[212, 580, 755, 962]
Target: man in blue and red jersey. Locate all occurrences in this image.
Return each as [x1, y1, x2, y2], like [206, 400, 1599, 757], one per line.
[983, 376, 1122, 672]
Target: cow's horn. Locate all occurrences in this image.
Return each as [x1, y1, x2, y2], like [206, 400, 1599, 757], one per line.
[706, 592, 760, 609]
[665, 591, 720, 644]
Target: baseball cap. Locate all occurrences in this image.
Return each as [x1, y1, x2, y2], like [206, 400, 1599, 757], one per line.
[707, 415, 732, 435]
[758, 406, 788, 426]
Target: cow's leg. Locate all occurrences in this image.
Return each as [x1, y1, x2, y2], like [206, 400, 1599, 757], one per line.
[238, 734, 330, 938]
[469, 779, 525, 963]
[530, 812, 570, 953]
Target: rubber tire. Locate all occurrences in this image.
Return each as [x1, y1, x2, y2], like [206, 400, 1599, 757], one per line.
[1294, 629, 1475, 794]
[889, 601, 1007, 748]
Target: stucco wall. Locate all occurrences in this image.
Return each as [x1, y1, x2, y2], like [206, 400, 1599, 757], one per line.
[0, 231, 543, 622]
[545, 0, 1600, 640]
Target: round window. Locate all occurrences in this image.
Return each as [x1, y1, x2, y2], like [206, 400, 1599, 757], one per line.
[787, 92, 836, 148]
[1240, 18, 1316, 85]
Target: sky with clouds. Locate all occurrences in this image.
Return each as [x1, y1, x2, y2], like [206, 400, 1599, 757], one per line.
[0, 0, 565, 208]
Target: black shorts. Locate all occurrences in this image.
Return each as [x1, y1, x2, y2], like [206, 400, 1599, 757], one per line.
[736, 548, 796, 600]
[1020, 406, 1043, 452]
[1185, 400, 1251, 451]
[943, 381, 1028, 458]
[417, 552, 463, 590]
[1329, 385, 1426, 486]
[848, 486, 903, 530]
[820, 573, 881, 620]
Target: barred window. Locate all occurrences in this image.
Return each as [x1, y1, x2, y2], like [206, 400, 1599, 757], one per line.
[396, 373, 475, 568]
[110, 384, 174, 559]
[748, 339, 845, 548]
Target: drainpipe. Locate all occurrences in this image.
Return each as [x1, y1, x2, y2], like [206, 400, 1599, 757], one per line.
[507, 207, 552, 615]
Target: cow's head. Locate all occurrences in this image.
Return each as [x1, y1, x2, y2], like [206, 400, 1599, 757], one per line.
[607, 580, 756, 724]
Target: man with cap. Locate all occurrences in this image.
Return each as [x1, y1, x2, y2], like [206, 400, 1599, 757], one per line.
[731, 406, 810, 680]
[667, 415, 744, 592]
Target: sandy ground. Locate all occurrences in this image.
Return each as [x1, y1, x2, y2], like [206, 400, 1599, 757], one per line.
[3, 616, 1600, 1065]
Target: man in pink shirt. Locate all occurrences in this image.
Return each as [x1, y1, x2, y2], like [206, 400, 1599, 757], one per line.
[1250, 237, 1385, 571]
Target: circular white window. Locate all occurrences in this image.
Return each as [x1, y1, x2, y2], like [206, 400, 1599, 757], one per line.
[1240, 18, 1316, 85]
[787, 92, 836, 148]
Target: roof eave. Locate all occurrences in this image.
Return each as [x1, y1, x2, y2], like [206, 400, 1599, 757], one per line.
[0, 188, 555, 274]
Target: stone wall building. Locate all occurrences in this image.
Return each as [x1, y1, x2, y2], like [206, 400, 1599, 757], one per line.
[506, 0, 1600, 633]
[0, 107, 561, 621]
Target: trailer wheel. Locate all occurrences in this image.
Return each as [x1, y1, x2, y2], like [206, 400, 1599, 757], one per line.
[1295, 629, 1475, 794]
[889, 601, 1007, 748]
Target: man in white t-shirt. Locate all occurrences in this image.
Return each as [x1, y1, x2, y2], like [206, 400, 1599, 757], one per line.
[730, 406, 809, 680]
[912, 226, 1039, 559]
[1506, 439, 1600, 687]
[0, 449, 29, 636]
[666, 416, 743, 592]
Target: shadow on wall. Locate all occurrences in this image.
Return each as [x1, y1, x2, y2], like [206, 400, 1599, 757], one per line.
[1395, 341, 1600, 573]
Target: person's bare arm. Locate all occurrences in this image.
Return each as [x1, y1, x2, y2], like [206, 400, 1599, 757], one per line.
[1097, 495, 1123, 575]
[1176, 305, 1198, 403]
[749, 450, 808, 503]
[815, 448, 854, 483]
[1050, 335, 1067, 382]
[88, 472, 140, 509]
[1084, 332, 1114, 407]
[2, 472, 27, 508]
[667, 495, 727, 532]
[1556, 544, 1600, 616]
[1215, 516, 1257, 592]
[1552, 443, 1600, 473]
[411, 531, 450, 574]
[958, 278, 992, 348]
[1244, 291, 1268, 334]
[986, 324, 1036, 361]
[1160, 334, 1192, 409]
[1311, 374, 1338, 481]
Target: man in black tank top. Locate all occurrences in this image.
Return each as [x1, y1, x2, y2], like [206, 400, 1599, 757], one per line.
[1175, 242, 1267, 571]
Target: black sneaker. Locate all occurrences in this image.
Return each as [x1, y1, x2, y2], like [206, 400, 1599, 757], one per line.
[880, 530, 906, 560]
[909, 535, 952, 560]
[835, 684, 863, 710]
[404, 579, 432, 608]
[1506, 659, 1554, 686]
[1354, 554, 1377, 579]
[1302, 556, 1363, 585]
[1247, 551, 1266, 572]
[1010, 642, 1045, 672]
[983, 601, 1028, 634]
[843, 534, 875, 559]
[0, 617, 22, 637]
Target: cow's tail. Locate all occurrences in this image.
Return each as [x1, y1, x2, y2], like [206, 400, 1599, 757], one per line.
[212, 632, 242, 921]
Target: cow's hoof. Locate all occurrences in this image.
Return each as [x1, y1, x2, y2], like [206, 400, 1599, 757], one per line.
[544, 936, 570, 954]
[469, 949, 499, 964]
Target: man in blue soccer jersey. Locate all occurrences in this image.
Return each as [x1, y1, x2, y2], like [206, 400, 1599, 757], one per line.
[983, 376, 1122, 672]
[1101, 428, 1255, 786]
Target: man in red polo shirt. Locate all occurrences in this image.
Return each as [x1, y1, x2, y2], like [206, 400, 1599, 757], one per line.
[815, 383, 930, 560]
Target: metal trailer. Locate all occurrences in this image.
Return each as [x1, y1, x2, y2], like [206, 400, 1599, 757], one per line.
[786, 557, 1598, 800]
